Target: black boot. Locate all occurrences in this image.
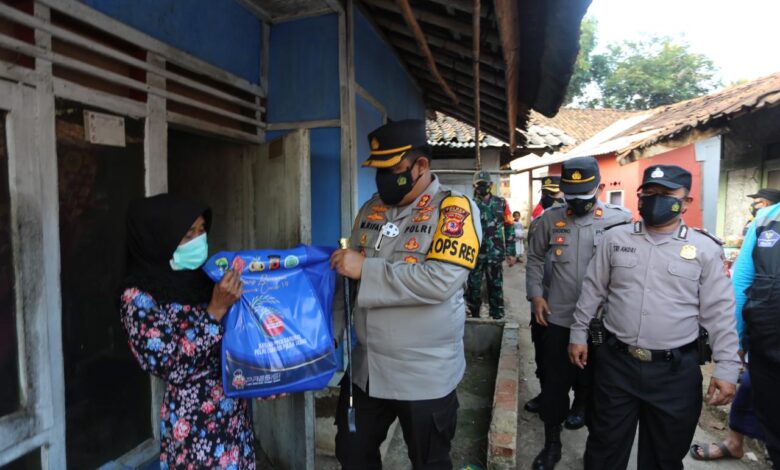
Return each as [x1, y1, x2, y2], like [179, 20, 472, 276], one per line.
[564, 399, 586, 430]
[524, 393, 542, 413]
[532, 424, 562, 470]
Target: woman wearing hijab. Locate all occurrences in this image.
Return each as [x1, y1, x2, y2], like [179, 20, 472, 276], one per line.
[119, 194, 252, 469]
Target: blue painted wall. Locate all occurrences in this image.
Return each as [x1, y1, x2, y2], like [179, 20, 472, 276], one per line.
[81, 0, 261, 83]
[354, 7, 425, 121]
[309, 128, 342, 246]
[266, 14, 340, 123]
[355, 95, 384, 207]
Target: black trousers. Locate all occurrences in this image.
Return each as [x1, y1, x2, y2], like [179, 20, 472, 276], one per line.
[539, 323, 589, 425]
[584, 342, 702, 470]
[335, 377, 459, 470]
[749, 353, 780, 467]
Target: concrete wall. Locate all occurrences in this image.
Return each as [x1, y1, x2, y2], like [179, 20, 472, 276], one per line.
[432, 148, 501, 197]
[81, 0, 262, 83]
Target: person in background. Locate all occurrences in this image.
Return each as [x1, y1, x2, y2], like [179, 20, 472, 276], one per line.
[730, 187, 780, 467]
[527, 157, 632, 469]
[532, 176, 565, 221]
[690, 190, 780, 462]
[120, 194, 261, 470]
[743, 188, 780, 236]
[569, 165, 739, 470]
[513, 211, 525, 262]
[466, 171, 517, 319]
[525, 176, 570, 415]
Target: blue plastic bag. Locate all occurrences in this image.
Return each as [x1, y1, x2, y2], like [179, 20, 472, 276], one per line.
[203, 245, 338, 398]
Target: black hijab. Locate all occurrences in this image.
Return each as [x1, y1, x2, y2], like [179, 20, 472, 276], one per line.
[122, 193, 214, 305]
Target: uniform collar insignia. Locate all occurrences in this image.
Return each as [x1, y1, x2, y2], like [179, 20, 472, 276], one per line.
[633, 221, 643, 234]
[677, 224, 689, 240]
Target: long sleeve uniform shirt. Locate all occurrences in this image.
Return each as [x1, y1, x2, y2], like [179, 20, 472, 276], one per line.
[570, 221, 741, 383]
[334, 177, 483, 400]
[526, 200, 632, 328]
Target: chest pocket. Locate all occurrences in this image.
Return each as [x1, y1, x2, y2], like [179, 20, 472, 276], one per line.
[549, 235, 573, 263]
[394, 232, 433, 264]
[668, 260, 702, 281]
[610, 253, 638, 268]
[354, 227, 381, 256]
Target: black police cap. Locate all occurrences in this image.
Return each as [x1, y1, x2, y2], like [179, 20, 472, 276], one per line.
[363, 119, 428, 169]
[541, 175, 561, 193]
[639, 165, 691, 191]
[560, 157, 600, 194]
[747, 188, 780, 204]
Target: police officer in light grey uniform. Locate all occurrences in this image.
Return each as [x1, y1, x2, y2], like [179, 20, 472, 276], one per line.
[331, 119, 482, 470]
[526, 157, 632, 470]
[569, 165, 740, 470]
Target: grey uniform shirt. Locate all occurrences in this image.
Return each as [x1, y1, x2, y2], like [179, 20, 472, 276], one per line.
[526, 200, 632, 328]
[335, 177, 483, 401]
[570, 221, 741, 383]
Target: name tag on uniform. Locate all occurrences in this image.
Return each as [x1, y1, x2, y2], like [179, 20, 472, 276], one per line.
[680, 244, 697, 260]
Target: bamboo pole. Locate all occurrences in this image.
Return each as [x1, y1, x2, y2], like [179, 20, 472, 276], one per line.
[394, 0, 459, 104]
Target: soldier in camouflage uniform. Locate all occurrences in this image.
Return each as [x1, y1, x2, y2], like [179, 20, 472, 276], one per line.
[466, 171, 517, 319]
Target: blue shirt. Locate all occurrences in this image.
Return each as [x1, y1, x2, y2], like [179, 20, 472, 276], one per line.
[733, 203, 780, 346]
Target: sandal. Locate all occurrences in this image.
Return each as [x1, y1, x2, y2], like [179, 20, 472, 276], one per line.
[689, 442, 737, 461]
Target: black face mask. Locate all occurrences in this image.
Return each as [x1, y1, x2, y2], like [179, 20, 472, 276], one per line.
[749, 201, 762, 217]
[541, 194, 564, 209]
[639, 194, 683, 226]
[474, 183, 490, 197]
[566, 196, 597, 217]
[375, 161, 419, 205]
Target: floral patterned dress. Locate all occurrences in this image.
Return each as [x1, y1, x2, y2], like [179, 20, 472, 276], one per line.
[120, 288, 256, 470]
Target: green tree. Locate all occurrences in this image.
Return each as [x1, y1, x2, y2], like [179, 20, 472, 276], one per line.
[589, 37, 719, 110]
[564, 16, 598, 103]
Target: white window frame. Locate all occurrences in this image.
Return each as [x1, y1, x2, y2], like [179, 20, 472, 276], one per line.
[607, 189, 624, 207]
[0, 78, 65, 467]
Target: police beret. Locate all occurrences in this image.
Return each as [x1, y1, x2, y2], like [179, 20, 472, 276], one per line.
[363, 119, 429, 169]
[639, 165, 691, 191]
[560, 157, 600, 194]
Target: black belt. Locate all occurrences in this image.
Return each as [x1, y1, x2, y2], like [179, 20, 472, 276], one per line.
[607, 333, 696, 362]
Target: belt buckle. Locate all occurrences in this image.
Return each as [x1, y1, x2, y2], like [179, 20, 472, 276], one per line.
[628, 346, 652, 362]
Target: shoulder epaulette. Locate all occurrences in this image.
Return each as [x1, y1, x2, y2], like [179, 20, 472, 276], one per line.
[605, 203, 632, 214]
[693, 227, 724, 245]
[604, 220, 633, 231]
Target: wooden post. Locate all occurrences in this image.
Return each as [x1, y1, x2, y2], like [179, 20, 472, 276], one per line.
[493, 0, 520, 152]
[473, 0, 481, 169]
[394, 0, 458, 104]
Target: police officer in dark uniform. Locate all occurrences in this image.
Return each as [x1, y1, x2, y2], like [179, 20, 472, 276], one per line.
[734, 187, 780, 465]
[569, 165, 740, 469]
[526, 157, 632, 469]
